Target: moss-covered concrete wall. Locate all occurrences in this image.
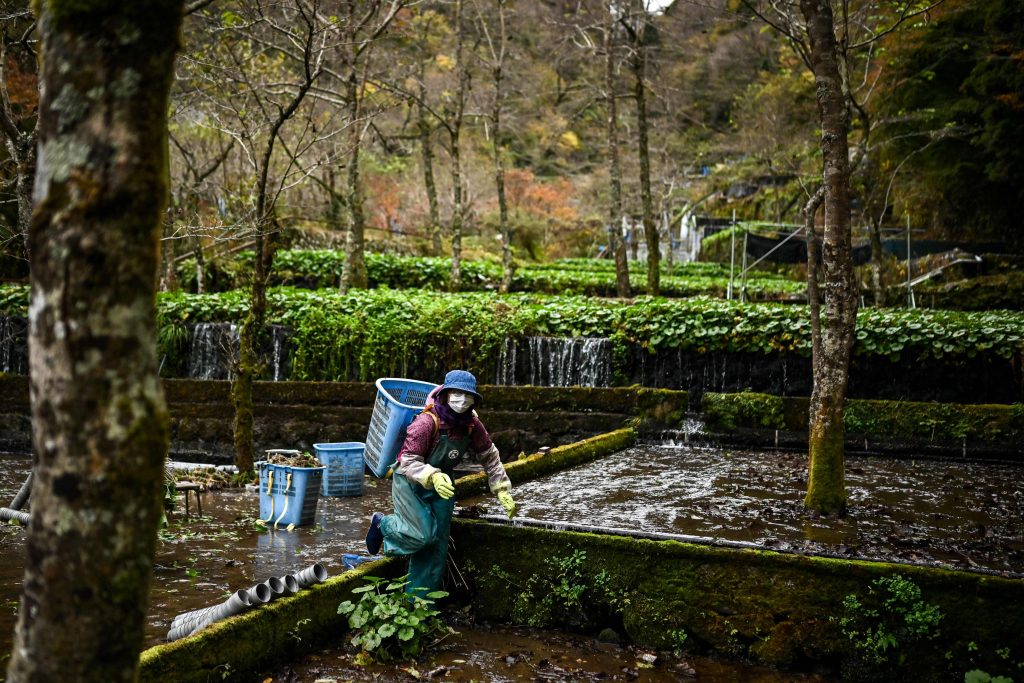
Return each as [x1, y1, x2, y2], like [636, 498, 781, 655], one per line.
[701, 391, 1024, 460]
[0, 376, 679, 463]
[137, 557, 403, 683]
[453, 520, 1024, 680]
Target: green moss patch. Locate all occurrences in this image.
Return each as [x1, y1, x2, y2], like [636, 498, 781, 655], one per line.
[700, 391, 1023, 455]
[453, 519, 1024, 679]
[138, 557, 402, 683]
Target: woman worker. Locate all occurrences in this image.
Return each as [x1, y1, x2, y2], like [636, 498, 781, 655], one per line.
[364, 370, 517, 596]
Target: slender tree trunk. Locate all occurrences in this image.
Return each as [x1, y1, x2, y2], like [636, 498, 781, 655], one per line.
[449, 0, 467, 292]
[9, 2, 182, 680]
[232, 225, 275, 478]
[868, 217, 885, 306]
[193, 238, 206, 294]
[804, 186, 825, 370]
[801, 0, 857, 516]
[487, 0, 513, 294]
[13, 137, 35, 262]
[606, 7, 631, 298]
[631, 2, 658, 296]
[341, 57, 368, 292]
[230, 9, 317, 478]
[417, 43, 442, 256]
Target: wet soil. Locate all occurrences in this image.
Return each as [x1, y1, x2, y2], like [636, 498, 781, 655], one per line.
[465, 445, 1024, 575]
[262, 619, 831, 683]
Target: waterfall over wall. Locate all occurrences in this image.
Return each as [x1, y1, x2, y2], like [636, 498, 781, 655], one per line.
[189, 323, 239, 380]
[496, 336, 612, 388]
[187, 323, 293, 381]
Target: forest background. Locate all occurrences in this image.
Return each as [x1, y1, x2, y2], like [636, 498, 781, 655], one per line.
[2, 0, 1021, 279]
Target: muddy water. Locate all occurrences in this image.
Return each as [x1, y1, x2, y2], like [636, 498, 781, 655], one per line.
[264, 620, 833, 682]
[466, 445, 1024, 574]
[0, 452, 393, 653]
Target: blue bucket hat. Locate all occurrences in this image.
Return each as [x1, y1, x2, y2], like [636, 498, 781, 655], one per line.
[441, 369, 482, 404]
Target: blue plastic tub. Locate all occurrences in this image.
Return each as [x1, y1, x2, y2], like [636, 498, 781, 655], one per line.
[314, 442, 365, 497]
[364, 378, 439, 478]
[257, 461, 325, 528]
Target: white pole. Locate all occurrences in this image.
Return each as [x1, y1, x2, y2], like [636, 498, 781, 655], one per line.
[906, 214, 912, 308]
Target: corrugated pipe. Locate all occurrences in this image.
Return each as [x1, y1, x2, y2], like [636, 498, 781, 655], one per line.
[170, 583, 270, 633]
[0, 508, 30, 525]
[9, 472, 32, 511]
[293, 562, 328, 588]
[166, 589, 253, 642]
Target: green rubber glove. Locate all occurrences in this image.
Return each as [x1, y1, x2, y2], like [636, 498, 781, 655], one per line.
[430, 472, 455, 499]
[497, 490, 517, 518]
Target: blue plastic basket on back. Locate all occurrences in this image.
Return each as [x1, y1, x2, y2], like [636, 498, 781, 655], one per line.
[258, 450, 325, 529]
[363, 378, 439, 478]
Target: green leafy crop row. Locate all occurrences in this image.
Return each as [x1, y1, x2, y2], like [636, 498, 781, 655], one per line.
[176, 250, 805, 300]
[3, 285, 1020, 382]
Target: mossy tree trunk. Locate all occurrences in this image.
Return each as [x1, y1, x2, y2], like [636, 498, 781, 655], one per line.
[8, 1, 182, 680]
[801, 0, 857, 515]
[605, 5, 631, 299]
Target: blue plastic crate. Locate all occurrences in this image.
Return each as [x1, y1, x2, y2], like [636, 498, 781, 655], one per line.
[313, 442, 365, 497]
[257, 461, 325, 528]
[364, 378, 439, 477]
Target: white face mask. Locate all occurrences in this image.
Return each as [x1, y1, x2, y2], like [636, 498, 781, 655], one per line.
[447, 390, 474, 414]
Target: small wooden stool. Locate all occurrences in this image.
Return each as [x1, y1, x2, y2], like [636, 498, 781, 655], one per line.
[176, 481, 204, 518]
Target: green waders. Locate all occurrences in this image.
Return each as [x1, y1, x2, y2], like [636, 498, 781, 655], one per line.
[379, 428, 470, 597]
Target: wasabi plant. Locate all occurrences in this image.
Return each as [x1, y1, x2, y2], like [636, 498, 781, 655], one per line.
[337, 575, 452, 662]
[837, 574, 943, 679]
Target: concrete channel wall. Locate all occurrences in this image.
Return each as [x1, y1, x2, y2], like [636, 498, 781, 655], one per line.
[0, 376, 684, 462]
[3, 375, 1021, 460]
[452, 519, 1024, 680]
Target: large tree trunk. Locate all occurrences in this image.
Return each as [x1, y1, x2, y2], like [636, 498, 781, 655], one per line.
[801, 0, 858, 516]
[8, 2, 182, 680]
[631, 2, 659, 296]
[606, 6, 630, 298]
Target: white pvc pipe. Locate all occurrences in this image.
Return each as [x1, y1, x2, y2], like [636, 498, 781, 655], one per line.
[293, 562, 327, 588]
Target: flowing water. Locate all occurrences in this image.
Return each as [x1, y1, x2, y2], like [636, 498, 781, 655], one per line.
[495, 336, 612, 387]
[465, 445, 1024, 575]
